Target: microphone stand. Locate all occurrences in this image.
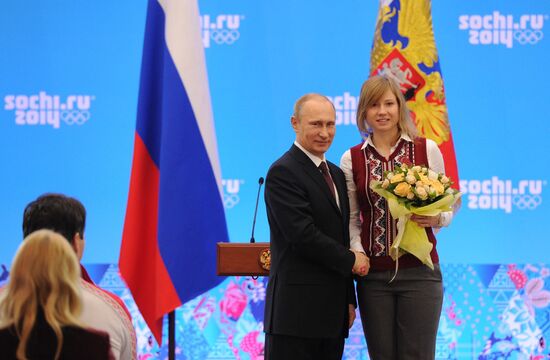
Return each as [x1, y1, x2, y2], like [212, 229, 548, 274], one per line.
[250, 177, 264, 280]
[250, 177, 264, 244]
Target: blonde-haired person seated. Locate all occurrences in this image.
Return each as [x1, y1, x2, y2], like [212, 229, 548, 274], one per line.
[0, 230, 114, 360]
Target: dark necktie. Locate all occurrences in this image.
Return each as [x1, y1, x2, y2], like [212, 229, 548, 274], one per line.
[319, 161, 336, 199]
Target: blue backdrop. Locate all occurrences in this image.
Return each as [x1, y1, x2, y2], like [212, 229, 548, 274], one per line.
[1, 1, 549, 359]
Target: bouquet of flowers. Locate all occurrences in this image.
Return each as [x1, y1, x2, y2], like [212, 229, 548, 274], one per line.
[370, 163, 461, 273]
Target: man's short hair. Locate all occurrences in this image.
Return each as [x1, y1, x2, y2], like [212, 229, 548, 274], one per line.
[292, 93, 335, 120]
[22, 193, 86, 244]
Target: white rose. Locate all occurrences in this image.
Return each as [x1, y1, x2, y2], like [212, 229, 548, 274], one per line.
[416, 187, 428, 200]
[406, 192, 415, 200]
[381, 179, 390, 189]
[406, 175, 416, 185]
[441, 175, 449, 184]
[412, 166, 421, 172]
[428, 169, 438, 180]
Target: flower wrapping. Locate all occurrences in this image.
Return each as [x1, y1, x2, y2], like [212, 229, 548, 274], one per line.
[369, 164, 461, 272]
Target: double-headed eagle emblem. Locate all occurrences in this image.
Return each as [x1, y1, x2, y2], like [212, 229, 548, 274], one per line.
[371, 0, 450, 145]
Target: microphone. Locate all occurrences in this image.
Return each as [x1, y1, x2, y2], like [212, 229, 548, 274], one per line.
[250, 177, 264, 243]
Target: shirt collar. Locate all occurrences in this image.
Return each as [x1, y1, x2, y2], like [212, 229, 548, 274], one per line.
[294, 141, 325, 167]
[360, 133, 412, 151]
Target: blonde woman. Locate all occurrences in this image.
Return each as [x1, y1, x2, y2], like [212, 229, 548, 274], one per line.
[340, 75, 454, 359]
[0, 230, 114, 360]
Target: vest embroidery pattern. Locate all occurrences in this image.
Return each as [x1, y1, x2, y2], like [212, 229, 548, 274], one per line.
[364, 140, 415, 257]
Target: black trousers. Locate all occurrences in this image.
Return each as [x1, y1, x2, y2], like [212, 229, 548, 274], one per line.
[356, 264, 443, 360]
[265, 333, 345, 360]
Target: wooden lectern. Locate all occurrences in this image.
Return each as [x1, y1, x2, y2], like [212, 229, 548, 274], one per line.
[216, 242, 270, 276]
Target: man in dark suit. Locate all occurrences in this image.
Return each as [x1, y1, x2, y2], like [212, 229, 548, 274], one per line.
[264, 93, 369, 360]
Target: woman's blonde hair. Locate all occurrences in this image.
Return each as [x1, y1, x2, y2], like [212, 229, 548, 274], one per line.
[356, 74, 418, 139]
[0, 230, 82, 360]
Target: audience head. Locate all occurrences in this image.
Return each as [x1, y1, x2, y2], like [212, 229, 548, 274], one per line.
[22, 193, 86, 260]
[0, 229, 82, 359]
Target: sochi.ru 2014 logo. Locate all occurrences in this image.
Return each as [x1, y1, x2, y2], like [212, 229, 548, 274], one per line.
[222, 179, 244, 209]
[460, 177, 546, 213]
[459, 11, 547, 48]
[326, 92, 359, 126]
[200, 14, 245, 48]
[4, 92, 94, 129]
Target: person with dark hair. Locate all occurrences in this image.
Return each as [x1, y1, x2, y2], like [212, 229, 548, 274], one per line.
[0, 230, 114, 360]
[23, 194, 87, 263]
[21, 193, 137, 360]
[23, 194, 85, 244]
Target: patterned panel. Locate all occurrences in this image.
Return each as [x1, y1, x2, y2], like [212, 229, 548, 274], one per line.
[2, 263, 548, 359]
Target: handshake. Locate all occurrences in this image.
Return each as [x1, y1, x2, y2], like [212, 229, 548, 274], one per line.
[352, 251, 370, 276]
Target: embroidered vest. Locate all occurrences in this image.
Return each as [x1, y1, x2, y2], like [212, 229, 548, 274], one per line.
[350, 137, 439, 271]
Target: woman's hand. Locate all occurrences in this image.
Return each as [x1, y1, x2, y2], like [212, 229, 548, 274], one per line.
[410, 214, 441, 228]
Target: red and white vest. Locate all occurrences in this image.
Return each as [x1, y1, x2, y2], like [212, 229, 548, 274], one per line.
[350, 137, 439, 271]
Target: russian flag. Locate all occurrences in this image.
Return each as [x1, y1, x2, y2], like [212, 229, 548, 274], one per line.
[119, 0, 229, 344]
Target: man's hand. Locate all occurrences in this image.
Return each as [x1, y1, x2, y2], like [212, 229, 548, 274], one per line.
[348, 304, 356, 329]
[352, 251, 370, 276]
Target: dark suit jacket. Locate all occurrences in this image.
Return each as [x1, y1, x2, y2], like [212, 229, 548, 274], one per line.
[0, 309, 114, 360]
[264, 145, 356, 339]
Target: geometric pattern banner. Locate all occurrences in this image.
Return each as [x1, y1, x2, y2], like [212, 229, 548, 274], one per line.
[3, 263, 547, 359]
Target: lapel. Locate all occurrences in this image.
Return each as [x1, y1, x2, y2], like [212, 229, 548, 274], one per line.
[328, 161, 347, 214]
[288, 145, 341, 216]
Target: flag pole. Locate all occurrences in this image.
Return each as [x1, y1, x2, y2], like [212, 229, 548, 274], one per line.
[168, 311, 176, 360]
